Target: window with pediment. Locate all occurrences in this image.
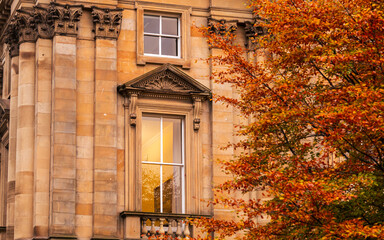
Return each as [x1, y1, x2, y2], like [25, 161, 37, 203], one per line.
[118, 64, 210, 215]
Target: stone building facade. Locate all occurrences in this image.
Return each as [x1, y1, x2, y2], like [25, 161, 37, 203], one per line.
[0, 0, 261, 239]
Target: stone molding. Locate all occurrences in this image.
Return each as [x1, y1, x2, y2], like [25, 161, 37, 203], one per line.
[207, 18, 238, 36]
[91, 7, 123, 39]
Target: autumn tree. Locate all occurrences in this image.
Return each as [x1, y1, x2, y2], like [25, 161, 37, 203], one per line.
[196, 0, 384, 239]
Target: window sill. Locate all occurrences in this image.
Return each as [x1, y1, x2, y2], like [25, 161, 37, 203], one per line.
[137, 55, 191, 69]
[120, 211, 211, 219]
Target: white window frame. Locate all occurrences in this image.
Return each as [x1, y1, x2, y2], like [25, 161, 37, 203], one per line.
[136, 2, 192, 68]
[143, 15, 181, 59]
[141, 114, 186, 214]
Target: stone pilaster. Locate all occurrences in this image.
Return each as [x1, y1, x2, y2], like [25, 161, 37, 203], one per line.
[50, 3, 82, 237]
[91, 7, 121, 238]
[75, 38, 95, 239]
[209, 46, 236, 219]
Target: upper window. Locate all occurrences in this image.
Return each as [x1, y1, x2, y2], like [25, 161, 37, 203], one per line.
[136, 3, 192, 68]
[144, 15, 180, 58]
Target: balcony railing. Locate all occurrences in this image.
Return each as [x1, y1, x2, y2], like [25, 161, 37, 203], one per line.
[120, 211, 211, 239]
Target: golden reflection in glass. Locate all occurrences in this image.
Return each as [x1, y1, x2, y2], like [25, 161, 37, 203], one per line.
[142, 115, 184, 213]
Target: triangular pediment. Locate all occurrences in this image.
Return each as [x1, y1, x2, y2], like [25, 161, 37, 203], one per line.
[118, 64, 211, 97]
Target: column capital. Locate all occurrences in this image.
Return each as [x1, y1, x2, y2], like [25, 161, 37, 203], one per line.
[207, 18, 238, 36]
[48, 2, 83, 36]
[91, 6, 123, 40]
[15, 8, 38, 44]
[244, 18, 267, 51]
[5, 20, 19, 57]
[34, 5, 55, 39]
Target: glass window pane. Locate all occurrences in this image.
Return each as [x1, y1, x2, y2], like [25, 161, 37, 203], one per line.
[144, 36, 160, 55]
[144, 15, 160, 34]
[162, 17, 178, 36]
[163, 118, 182, 164]
[163, 166, 183, 213]
[161, 37, 178, 56]
[142, 164, 161, 212]
[142, 116, 161, 162]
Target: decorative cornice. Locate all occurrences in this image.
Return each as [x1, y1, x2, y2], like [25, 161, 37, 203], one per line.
[15, 8, 37, 44]
[48, 2, 83, 36]
[207, 18, 237, 36]
[91, 7, 123, 39]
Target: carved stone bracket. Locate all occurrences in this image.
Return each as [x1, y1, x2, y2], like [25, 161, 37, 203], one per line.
[49, 2, 83, 36]
[91, 7, 123, 39]
[192, 97, 202, 131]
[208, 18, 237, 36]
[15, 9, 37, 44]
[128, 93, 139, 127]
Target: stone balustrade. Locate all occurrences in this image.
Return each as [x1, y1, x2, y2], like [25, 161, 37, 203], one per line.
[120, 211, 211, 239]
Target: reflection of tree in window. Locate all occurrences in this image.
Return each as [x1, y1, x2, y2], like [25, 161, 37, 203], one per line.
[141, 115, 184, 213]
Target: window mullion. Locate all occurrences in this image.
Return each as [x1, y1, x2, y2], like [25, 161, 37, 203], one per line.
[178, 17, 181, 58]
[159, 16, 162, 56]
[160, 117, 163, 213]
[181, 119, 185, 213]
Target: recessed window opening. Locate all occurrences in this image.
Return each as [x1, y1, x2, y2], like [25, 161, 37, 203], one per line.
[144, 15, 181, 58]
[141, 114, 185, 214]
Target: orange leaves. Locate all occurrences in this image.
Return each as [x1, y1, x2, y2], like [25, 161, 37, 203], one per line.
[195, 0, 384, 239]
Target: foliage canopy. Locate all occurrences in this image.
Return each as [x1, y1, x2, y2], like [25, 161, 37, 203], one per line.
[197, 0, 384, 239]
